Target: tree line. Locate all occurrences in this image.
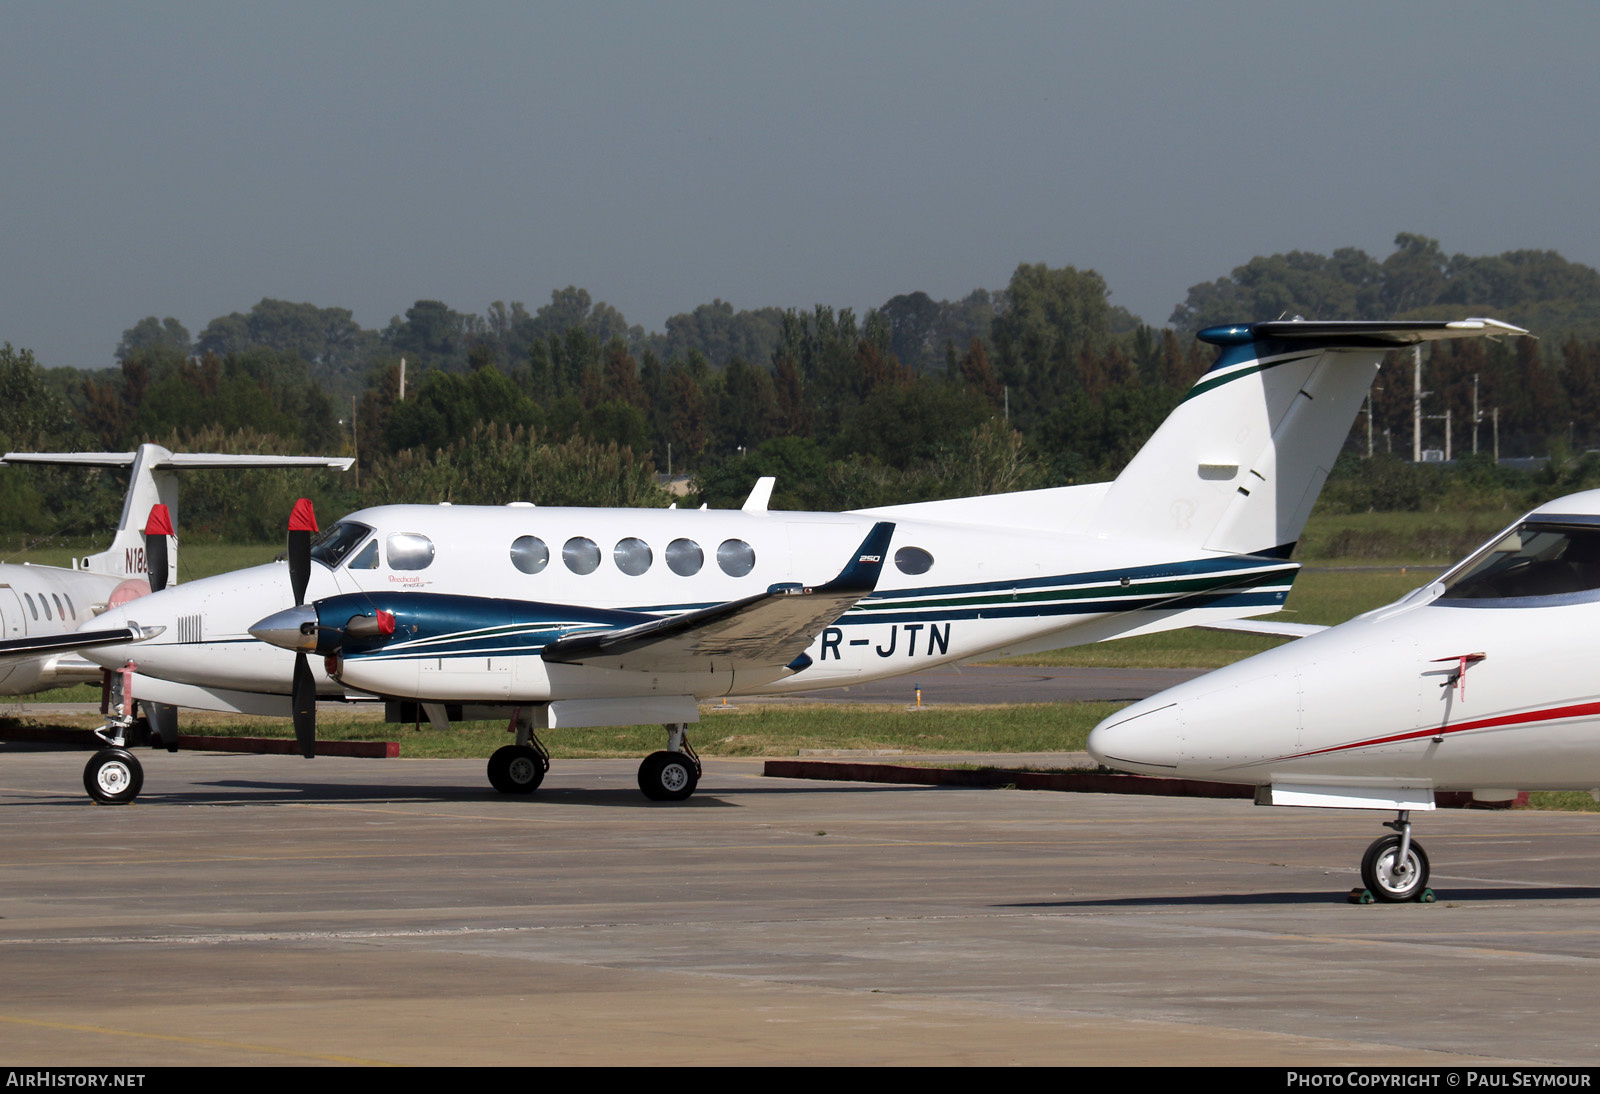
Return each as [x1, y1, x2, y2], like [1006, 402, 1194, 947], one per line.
[2, 233, 1599, 543]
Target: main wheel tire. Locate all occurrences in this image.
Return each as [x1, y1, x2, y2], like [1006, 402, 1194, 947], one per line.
[487, 745, 547, 794]
[638, 750, 699, 802]
[83, 748, 143, 805]
[1360, 834, 1430, 902]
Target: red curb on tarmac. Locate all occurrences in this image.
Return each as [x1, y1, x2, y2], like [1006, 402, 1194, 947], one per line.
[176, 734, 399, 758]
[763, 759, 1252, 798]
[761, 760, 1524, 808]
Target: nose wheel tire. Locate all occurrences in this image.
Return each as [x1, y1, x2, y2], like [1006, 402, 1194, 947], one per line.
[638, 750, 699, 802]
[487, 745, 548, 794]
[84, 748, 143, 805]
[1360, 833, 1430, 902]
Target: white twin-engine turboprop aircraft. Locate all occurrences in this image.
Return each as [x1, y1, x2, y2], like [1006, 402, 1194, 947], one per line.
[78, 319, 1527, 805]
[1089, 488, 1600, 903]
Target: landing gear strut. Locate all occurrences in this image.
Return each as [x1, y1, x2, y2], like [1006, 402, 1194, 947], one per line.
[487, 708, 551, 794]
[1356, 811, 1434, 903]
[638, 723, 700, 801]
[84, 663, 145, 805]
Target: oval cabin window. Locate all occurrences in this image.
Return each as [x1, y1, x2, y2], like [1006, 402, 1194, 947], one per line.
[510, 536, 550, 575]
[666, 538, 703, 576]
[717, 539, 756, 577]
[563, 537, 601, 575]
[894, 546, 934, 575]
[613, 538, 652, 576]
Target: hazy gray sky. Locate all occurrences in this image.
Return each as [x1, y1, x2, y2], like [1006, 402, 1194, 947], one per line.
[3, 1, 1596, 368]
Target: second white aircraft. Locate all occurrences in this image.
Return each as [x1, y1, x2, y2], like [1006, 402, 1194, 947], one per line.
[1091, 487, 1600, 901]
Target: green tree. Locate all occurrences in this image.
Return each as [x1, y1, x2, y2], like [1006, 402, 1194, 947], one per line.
[990, 263, 1113, 422]
[382, 300, 478, 373]
[363, 423, 667, 508]
[116, 317, 191, 363]
[382, 363, 539, 453]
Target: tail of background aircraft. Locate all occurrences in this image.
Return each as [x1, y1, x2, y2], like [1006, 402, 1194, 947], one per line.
[0, 445, 354, 585]
[1087, 319, 1529, 557]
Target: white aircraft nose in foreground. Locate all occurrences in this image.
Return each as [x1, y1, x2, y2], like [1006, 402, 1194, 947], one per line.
[1090, 487, 1600, 901]
[85, 318, 1526, 805]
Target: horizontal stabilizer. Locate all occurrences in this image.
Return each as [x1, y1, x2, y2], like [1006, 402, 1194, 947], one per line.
[2, 444, 354, 582]
[542, 522, 895, 673]
[1216, 318, 1528, 347]
[1, 452, 354, 470]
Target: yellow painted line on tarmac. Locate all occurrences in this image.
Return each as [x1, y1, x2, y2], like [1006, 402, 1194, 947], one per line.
[0, 1012, 397, 1066]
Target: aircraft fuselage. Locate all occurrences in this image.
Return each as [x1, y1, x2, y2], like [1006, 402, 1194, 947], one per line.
[86, 502, 1296, 705]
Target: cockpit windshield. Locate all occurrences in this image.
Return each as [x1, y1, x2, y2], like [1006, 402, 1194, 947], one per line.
[309, 521, 373, 569]
[1439, 521, 1600, 602]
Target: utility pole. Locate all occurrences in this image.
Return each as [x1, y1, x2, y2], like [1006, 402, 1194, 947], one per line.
[351, 395, 360, 489]
[1472, 373, 1481, 456]
[1425, 409, 1451, 461]
[1493, 407, 1500, 462]
[1412, 345, 1426, 463]
[399, 357, 407, 401]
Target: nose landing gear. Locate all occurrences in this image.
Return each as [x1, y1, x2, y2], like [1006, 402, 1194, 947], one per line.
[84, 663, 146, 805]
[84, 748, 143, 805]
[1353, 811, 1434, 903]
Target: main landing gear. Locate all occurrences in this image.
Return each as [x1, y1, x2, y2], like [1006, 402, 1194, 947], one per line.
[484, 714, 702, 802]
[488, 708, 551, 793]
[1353, 811, 1434, 904]
[638, 724, 701, 802]
[83, 664, 147, 805]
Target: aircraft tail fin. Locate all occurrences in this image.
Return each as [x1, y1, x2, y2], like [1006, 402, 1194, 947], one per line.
[1088, 319, 1528, 557]
[0, 445, 353, 583]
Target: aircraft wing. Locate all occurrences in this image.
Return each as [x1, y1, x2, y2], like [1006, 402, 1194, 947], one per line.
[1200, 618, 1327, 639]
[0, 623, 163, 667]
[541, 522, 896, 674]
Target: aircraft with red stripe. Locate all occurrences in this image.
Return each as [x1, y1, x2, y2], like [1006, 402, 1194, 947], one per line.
[1089, 488, 1600, 901]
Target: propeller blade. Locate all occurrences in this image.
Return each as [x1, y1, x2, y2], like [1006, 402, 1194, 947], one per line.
[143, 504, 173, 593]
[292, 651, 316, 759]
[286, 498, 320, 758]
[288, 497, 317, 606]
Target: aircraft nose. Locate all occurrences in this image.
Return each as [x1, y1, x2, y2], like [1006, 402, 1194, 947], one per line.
[249, 605, 319, 651]
[1087, 701, 1183, 775]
